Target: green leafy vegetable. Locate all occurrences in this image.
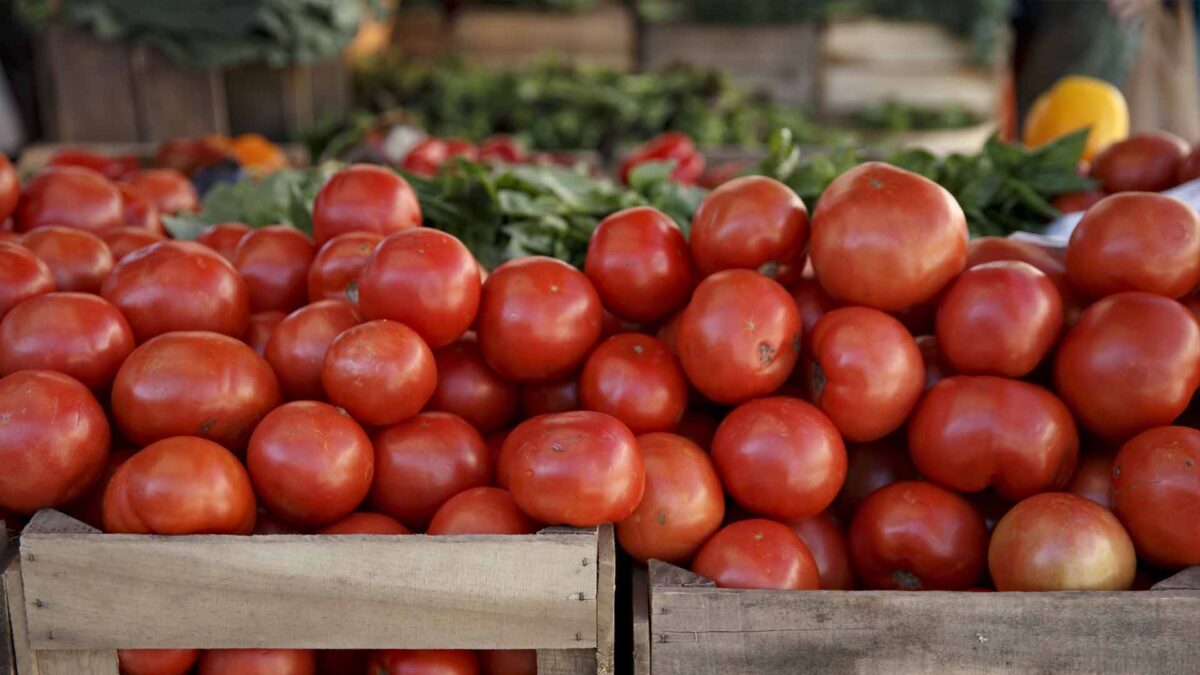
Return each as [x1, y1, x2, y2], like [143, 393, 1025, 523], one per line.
[163, 165, 338, 240]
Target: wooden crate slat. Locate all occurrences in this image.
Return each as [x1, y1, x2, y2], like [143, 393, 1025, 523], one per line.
[129, 44, 228, 141]
[537, 523, 615, 675]
[454, 0, 635, 69]
[3, 555, 35, 675]
[631, 568, 649, 675]
[2, 523, 14, 675]
[37, 27, 140, 142]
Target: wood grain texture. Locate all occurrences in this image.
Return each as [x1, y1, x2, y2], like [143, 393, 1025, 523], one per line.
[631, 568, 649, 675]
[30, 651, 116, 675]
[536, 649, 595, 675]
[454, 0, 635, 69]
[130, 45, 227, 140]
[595, 524, 615, 675]
[2, 525, 14, 675]
[38, 27, 140, 142]
[4, 557, 35, 675]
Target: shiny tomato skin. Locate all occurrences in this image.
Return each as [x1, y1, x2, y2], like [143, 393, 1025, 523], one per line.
[19, 226, 114, 293]
[322, 320, 437, 427]
[519, 376, 579, 419]
[477, 256, 603, 383]
[478, 650, 535, 675]
[712, 397, 846, 520]
[1052, 189, 1107, 214]
[1066, 450, 1116, 510]
[103, 436, 256, 535]
[102, 226, 165, 261]
[0, 241, 56, 317]
[234, 225, 317, 313]
[116, 183, 164, 235]
[616, 433, 724, 564]
[195, 222, 251, 262]
[122, 169, 198, 215]
[358, 228, 481, 348]
[909, 376, 1078, 501]
[312, 164, 422, 247]
[1054, 292, 1200, 439]
[691, 519, 819, 590]
[989, 492, 1135, 591]
[967, 235, 1081, 324]
[618, 132, 704, 185]
[243, 310, 285, 357]
[790, 277, 840, 354]
[265, 300, 361, 400]
[307, 231, 383, 304]
[428, 338, 518, 435]
[478, 134, 528, 164]
[1180, 145, 1200, 184]
[366, 650, 479, 675]
[806, 307, 923, 442]
[318, 512, 411, 535]
[579, 333, 687, 434]
[117, 649, 200, 675]
[915, 335, 952, 391]
[0, 370, 109, 514]
[0, 153, 17, 222]
[676, 409, 719, 451]
[0, 292, 134, 391]
[1112, 426, 1200, 568]
[198, 649, 316, 675]
[112, 331, 281, 450]
[48, 148, 137, 180]
[370, 412, 492, 530]
[834, 437, 920, 520]
[66, 448, 133, 530]
[689, 176, 808, 285]
[788, 511, 856, 590]
[676, 269, 801, 404]
[426, 487, 537, 535]
[1089, 131, 1189, 193]
[15, 166, 123, 234]
[849, 481, 988, 590]
[503, 411, 645, 526]
[584, 206, 693, 323]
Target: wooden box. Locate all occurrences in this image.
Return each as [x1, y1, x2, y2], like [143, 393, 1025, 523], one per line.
[5, 511, 614, 675]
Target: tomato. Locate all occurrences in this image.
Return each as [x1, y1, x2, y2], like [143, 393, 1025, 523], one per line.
[503, 411, 644, 526]
[1052, 189, 1106, 214]
[788, 511, 856, 590]
[689, 176, 808, 285]
[805, 307, 923, 442]
[322, 320, 437, 427]
[401, 138, 451, 177]
[115, 184, 164, 234]
[810, 161, 968, 311]
[122, 169, 199, 215]
[65, 448, 133, 530]
[367, 650, 478, 675]
[967, 236, 1072, 298]
[234, 225, 317, 313]
[101, 226, 165, 261]
[318, 512, 411, 535]
[676, 270, 801, 404]
[0, 153, 18, 223]
[675, 409, 718, 451]
[0, 371, 109, 514]
[616, 433, 724, 564]
[0, 293, 134, 390]
[914, 335, 951, 391]
[909, 376, 1078, 501]
[1089, 131, 1189, 193]
[712, 397, 846, 520]
[477, 256, 603, 382]
[1112, 426, 1200, 568]
[427, 487, 537, 535]
[112, 331, 281, 450]
[371, 412, 492, 530]
[316, 650, 368, 675]
[243, 310, 285, 357]
[518, 375, 578, 419]
[0, 242, 56, 317]
[312, 164, 422, 246]
[583, 206, 693, 323]
[1054, 292, 1200, 439]
[48, 148, 138, 180]
[789, 277, 839, 354]
[428, 338, 518, 434]
[618, 132, 705, 185]
[849, 481, 987, 590]
[936, 261, 1063, 377]
[155, 138, 231, 177]
[265, 300, 360, 400]
[15, 166, 123, 233]
[196, 222, 251, 262]
[1180, 145, 1200, 184]
[478, 650, 535, 675]
[19, 226, 114, 293]
[1066, 449, 1116, 510]
[691, 519, 819, 590]
[478, 135, 528, 164]
[117, 649, 199, 675]
[253, 508, 309, 535]
[579, 333, 687, 434]
[307, 231, 383, 304]
[834, 437, 919, 520]
[359, 228, 481, 348]
[988, 492, 1135, 591]
[198, 649, 316, 675]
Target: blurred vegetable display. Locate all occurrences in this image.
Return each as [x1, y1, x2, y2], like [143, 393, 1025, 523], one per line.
[853, 101, 982, 133]
[163, 165, 339, 240]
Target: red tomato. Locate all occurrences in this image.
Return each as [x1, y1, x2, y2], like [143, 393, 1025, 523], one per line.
[988, 492, 1135, 591]
[322, 320, 437, 427]
[243, 310, 285, 357]
[810, 162, 968, 311]
[1180, 145, 1200, 184]
[1054, 292, 1200, 439]
[579, 333, 687, 434]
[312, 164, 422, 247]
[914, 335, 952, 391]
[319, 512, 411, 535]
[689, 176, 808, 285]
[371, 412, 492, 530]
[805, 307, 923, 442]
[0, 241, 56, 317]
[712, 397, 846, 520]
[1066, 450, 1115, 510]
[1112, 426, 1200, 568]
[616, 433, 724, 564]
[691, 519, 819, 590]
[0, 292, 134, 390]
[101, 226, 165, 261]
[316, 650, 368, 675]
[0, 153, 18, 223]
[1089, 131, 1189, 192]
[115, 184, 164, 234]
[478, 135, 528, 164]
[0, 370, 109, 514]
[155, 138, 230, 177]
[834, 437, 920, 521]
[112, 331, 281, 450]
[477, 256, 603, 382]
[359, 228, 481, 348]
[478, 650, 535, 675]
[675, 408, 718, 451]
[307, 231, 383, 304]
[196, 222, 251, 262]
[789, 277, 840, 355]
[253, 508, 309, 535]
[234, 225, 317, 313]
[788, 511, 856, 590]
[117, 649, 200, 675]
[123, 169, 199, 215]
[1052, 189, 1106, 214]
[48, 148, 138, 180]
[908, 376, 1078, 501]
[676, 270, 801, 404]
[265, 300, 361, 400]
[15, 166, 123, 233]
[427, 487, 537, 535]
[198, 649, 316, 675]
[366, 650, 478, 675]
[618, 132, 705, 185]
[19, 226, 114, 293]
[66, 448, 133, 530]
[428, 338, 518, 435]
[401, 138, 451, 177]
[503, 411, 645, 526]
[849, 481, 988, 590]
[104, 436, 256, 535]
[583, 206, 693, 323]
[518, 375, 579, 419]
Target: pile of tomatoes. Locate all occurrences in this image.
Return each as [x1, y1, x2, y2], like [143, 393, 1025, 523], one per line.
[1054, 130, 1200, 213]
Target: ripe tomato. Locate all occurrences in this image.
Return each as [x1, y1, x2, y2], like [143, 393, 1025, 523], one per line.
[689, 176, 808, 285]
[712, 397, 846, 520]
[914, 335, 952, 391]
[583, 206, 693, 323]
[104, 436, 256, 534]
[101, 226, 164, 261]
[253, 508, 310, 535]
[849, 481, 988, 590]
[66, 448, 133, 530]
[312, 164, 421, 247]
[265, 300, 360, 400]
[811, 162, 968, 311]
[1054, 292, 1200, 439]
[788, 511, 855, 590]
[0, 242, 56, 317]
[234, 225, 317, 313]
[195, 222, 251, 262]
[429, 338, 518, 435]
[805, 307, 923, 442]
[1112, 426, 1200, 568]
[154, 137, 230, 177]
[579, 333, 687, 434]
[366, 650, 478, 675]
[1052, 189, 1106, 214]
[477, 257, 602, 382]
[117, 649, 199, 675]
[48, 148, 138, 180]
[319, 512, 411, 535]
[617, 132, 704, 185]
[243, 310, 285, 357]
[676, 270, 801, 404]
[0, 370, 109, 514]
[967, 236, 1080, 323]
[503, 411, 645, 526]
[1066, 450, 1116, 510]
[988, 492, 1135, 591]
[322, 320, 436, 427]
[616, 433, 724, 564]
[1089, 131, 1189, 193]
[116, 184, 164, 234]
[307, 231, 383, 304]
[122, 169, 198, 215]
[675, 408, 718, 451]
[478, 135, 528, 164]
[908, 376, 1078, 501]
[15, 166, 123, 234]
[19, 226, 114, 293]
[0, 293, 134, 391]
[198, 649, 316, 675]
[518, 376, 578, 419]
[834, 437, 919, 520]
[790, 277, 839, 355]
[1180, 145, 1200, 184]
[0, 153, 17, 223]
[102, 241, 250, 341]
[427, 487, 537, 535]
[359, 228, 481, 348]
[478, 650, 535, 675]
[112, 331, 281, 450]
[691, 519, 819, 590]
[371, 412, 492, 530]
[317, 650, 368, 675]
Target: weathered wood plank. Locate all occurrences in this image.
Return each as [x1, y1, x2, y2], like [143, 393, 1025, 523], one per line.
[37, 27, 140, 142]
[4, 557, 35, 675]
[631, 567, 649, 675]
[31, 651, 116, 675]
[1, 523, 14, 675]
[130, 45, 227, 141]
[594, 524, 615, 675]
[536, 649, 595, 675]
[454, 0, 635, 69]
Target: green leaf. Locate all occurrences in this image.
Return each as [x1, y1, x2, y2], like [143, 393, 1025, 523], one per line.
[627, 160, 677, 191]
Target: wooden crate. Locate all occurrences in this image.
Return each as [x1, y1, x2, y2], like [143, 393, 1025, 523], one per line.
[634, 561, 1200, 675]
[1, 522, 14, 675]
[452, 0, 636, 69]
[5, 510, 614, 675]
